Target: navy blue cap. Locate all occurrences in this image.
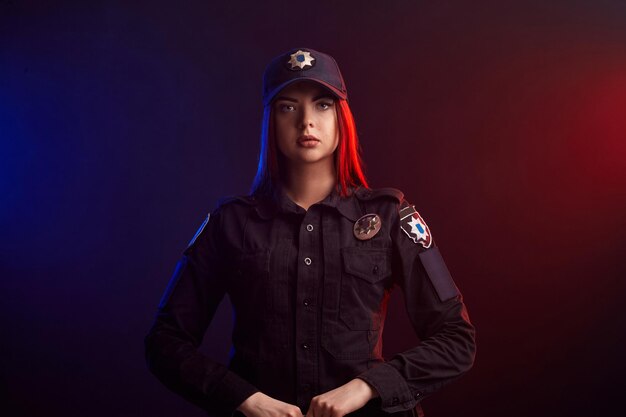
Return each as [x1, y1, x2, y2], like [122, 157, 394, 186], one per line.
[262, 47, 348, 106]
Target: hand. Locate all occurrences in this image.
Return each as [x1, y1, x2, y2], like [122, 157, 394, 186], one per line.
[237, 391, 304, 417]
[305, 378, 378, 417]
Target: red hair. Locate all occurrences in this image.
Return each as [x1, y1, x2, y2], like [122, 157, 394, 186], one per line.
[250, 98, 369, 198]
[334, 99, 369, 195]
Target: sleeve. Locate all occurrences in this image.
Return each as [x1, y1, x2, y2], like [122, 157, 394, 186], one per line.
[144, 209, 260, 415]
[355, 199, 476, 413]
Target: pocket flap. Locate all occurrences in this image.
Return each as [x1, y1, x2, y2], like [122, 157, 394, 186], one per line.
[341, 247, 392, 283]
[236, 249, 270, 275]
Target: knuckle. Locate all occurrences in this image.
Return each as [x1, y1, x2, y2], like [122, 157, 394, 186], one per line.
[332, 405, 345, 417]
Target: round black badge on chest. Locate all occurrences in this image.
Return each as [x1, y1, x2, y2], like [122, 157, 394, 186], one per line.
[353, 213, 382, 241]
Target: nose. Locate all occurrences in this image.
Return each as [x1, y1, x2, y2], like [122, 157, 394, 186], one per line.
[298, 105, 314, 129]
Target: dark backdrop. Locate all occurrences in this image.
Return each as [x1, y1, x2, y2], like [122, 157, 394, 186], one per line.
[2, 1, 625, 416]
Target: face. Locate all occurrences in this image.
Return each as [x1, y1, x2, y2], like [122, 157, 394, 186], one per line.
[273, 80, 339, 167]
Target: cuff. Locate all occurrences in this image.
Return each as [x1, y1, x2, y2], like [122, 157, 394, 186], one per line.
[210, 369, 260, 416]
[356, 363, 422, 413]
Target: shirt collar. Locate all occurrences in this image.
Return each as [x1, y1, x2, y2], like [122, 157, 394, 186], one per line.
[254, 184, 363, 222]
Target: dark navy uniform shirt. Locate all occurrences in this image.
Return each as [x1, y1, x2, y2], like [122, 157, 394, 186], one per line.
[144, 185, 476, 417]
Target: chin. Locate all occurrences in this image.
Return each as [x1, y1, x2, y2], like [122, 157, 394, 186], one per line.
[302, 151, 335, 163]
[280, 148, 335, 166]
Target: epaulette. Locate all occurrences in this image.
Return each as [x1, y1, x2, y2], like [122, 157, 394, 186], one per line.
[354, 187, 404, 203]
[215, 194, 258, 209]
[216, 193, 277, 220]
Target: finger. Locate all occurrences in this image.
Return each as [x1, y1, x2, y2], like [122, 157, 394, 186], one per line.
[320, 402, 330, 417]
[311, 396, 326, 417]
[293, 406, 304, 417]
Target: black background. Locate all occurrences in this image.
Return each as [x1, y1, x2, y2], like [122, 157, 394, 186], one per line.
[2, 1, 625, 416]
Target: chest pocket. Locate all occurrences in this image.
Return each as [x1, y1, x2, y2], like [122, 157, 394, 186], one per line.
[339, 247, 393, 330]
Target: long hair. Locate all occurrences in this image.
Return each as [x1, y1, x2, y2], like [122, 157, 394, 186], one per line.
[250, 98, 369, 198]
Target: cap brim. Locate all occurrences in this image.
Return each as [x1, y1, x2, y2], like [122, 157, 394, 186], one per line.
[264, 77, 348, 106]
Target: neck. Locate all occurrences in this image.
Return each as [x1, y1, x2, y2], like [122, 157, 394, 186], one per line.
[281, 158, 336, 211]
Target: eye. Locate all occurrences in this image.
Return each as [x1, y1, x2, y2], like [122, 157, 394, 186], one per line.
[318, 101, 334, 110]
[277, 103, 295, 112]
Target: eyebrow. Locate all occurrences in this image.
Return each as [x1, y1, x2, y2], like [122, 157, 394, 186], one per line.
[275, 94, 335, 103]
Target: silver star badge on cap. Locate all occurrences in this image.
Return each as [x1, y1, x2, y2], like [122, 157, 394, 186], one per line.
[353, 213, 382, 241]
[287, 50, 315, 70]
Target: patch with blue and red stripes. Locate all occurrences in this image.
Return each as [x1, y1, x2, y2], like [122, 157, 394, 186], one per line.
[399, 205, 432, 248]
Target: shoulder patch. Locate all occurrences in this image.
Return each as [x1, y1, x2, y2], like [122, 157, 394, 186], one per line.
[355, 187, 404, 202]
[399, 203, 432, 248]
[187, 213, 210, 249]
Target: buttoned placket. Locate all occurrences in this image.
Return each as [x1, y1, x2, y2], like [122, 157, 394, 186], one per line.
[294, 205, 321, 410]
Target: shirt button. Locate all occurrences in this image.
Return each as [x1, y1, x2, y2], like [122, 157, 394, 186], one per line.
[303, 299, 311, 306]
[301, 343, 310, 350]
[304, 257, 312, 266]
[306, 224, 314, 232]
[414, 392, 422, 399]
[302, 383, 311, 391]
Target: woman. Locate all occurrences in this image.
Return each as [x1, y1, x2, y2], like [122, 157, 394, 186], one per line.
[145, 48, 476, 417]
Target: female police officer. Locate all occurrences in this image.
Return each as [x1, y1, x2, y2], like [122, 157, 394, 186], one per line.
[145, 48, 476, 417]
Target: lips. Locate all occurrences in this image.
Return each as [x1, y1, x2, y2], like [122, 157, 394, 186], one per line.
[297, 134, 321, 148]
[297, 134, 320, 143]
